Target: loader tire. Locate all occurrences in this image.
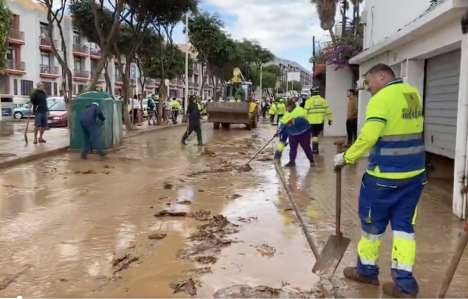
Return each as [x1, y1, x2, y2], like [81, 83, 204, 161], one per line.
[214, 122, 220, 129]
[221, 123, 230, 129]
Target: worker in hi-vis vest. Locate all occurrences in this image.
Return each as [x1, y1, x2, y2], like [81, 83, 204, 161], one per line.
[334, 63, 426, 298]
[304, 86, 332, 154]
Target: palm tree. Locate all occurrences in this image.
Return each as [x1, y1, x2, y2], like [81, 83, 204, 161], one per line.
[311, 0, 337, 43]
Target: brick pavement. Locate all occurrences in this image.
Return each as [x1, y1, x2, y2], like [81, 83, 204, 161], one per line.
[275, 138, 468, 298]
[0, 121, 185, 169]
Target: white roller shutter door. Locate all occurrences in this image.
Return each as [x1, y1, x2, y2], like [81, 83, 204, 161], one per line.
[424, 50, 460, 159]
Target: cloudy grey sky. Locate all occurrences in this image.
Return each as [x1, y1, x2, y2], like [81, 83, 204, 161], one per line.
[172, 0, 331, 72]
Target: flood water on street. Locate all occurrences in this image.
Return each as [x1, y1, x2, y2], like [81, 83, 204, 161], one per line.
[0, 123, 322, 297]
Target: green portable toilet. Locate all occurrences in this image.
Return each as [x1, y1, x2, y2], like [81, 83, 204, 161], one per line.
[69, 91, 124, 152]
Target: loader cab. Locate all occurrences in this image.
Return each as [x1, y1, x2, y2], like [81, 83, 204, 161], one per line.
[225, 82, 252, 102]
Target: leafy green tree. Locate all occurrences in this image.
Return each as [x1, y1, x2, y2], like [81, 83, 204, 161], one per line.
[279, 80, 302, 93]
[0, 0, 12, 71]
[188, 11, 226, 96]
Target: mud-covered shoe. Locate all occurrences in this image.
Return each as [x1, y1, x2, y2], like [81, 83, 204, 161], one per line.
[382, 282, 417, 298]
[274, 151, 282, 159]
[343, 267, 379, 285]
[310, 160, 316, 167]
[284, 161, 296, 167]
[181, 139, 187, 145]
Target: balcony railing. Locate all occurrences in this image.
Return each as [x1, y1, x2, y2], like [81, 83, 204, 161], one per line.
[145, 78, 155, 85]
[73, 44, 89, 54]
[73, 69, 89, 78]
[90, 48, 101, 56]
[39, 37, 58, 48]
[40, 64, 59, 74]
[8, 29, 24, 41]
[6, 59, 25, 70]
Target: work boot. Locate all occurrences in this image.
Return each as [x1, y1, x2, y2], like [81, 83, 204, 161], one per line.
[343, 267, 380, 285]
[181, 138, 187, 145]
[274, 151, 282, 159]
[197, 142, 205, 146]
[312, 142, 319, 154]
[284, 161, 295, 167]
[310, 160, 316, 167]
[382, 282, 417, 298]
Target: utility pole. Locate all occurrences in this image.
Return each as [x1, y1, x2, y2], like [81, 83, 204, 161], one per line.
[312, 35, 316, 76]
[184, 13, 189, 112]
[259, 64, 263, 98]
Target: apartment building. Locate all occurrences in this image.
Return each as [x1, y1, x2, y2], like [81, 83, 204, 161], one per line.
[265, 57, 313, 87]
[1, 0, 219, 101]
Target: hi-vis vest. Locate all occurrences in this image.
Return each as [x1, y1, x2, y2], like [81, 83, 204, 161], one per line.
[276, 102, 286, 115]
[366, 80, 425, 179]
[304, 95, 333, 124]
[269, 103, 277, 115]
[278, 106, 310, 136]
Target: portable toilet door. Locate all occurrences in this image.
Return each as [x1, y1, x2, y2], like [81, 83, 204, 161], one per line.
[0, 94, 15, 121]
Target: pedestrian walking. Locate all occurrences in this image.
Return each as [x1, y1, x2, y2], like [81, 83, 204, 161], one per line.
[268, 100, 277, 123]
[171, 97, 181, 124]
[274, 99, 314, 167]
[345, 88, 358, 146]
[276, 98, 286, 124]
[333, 63, 425, 298]
[79, 102, 106, 160]
[29, 82, 49, 144]
[181, 95, 203, 146]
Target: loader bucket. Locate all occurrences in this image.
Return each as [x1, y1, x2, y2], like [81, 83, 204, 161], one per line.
[207, 102, 251, 124]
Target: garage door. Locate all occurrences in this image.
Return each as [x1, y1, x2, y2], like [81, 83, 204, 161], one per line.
[424, 49, 461, 159]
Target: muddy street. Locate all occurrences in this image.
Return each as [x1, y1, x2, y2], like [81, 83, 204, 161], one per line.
[0, 123, 322, 298]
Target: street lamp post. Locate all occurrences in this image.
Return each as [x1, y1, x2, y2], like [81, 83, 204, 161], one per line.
[259, 64, 263, 99]
[184, 12, 189, 112]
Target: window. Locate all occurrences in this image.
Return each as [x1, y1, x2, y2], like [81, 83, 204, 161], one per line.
[43, 82, 52, 95]
[73, 33, 81, 45]
[78, 84, 84, 93]
[49, 102, 66, 111]
[74, 58, 83, 70]
[6, 46, 14, 60]
[41, 52, 50, 66]
[20, 80, 33, 96]
[13, 79, 17, 95]
[53, 82, 58, 96]
[91, 60, 97, 73]
[40, 22, 49, 35]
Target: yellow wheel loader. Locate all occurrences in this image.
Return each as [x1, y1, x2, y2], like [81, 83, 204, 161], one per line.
[206, 67, 259, 130]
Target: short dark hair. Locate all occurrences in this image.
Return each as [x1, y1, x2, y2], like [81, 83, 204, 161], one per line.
[366, 63, 395, 78]
[347, 88, 357, 96]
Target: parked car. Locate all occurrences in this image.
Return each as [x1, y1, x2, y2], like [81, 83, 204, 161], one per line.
[13, 104, 33, 119]
[47, 102, 67, 127]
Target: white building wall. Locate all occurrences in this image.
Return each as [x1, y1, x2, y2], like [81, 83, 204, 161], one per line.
[324, 65, 352, 137]
[363, 0, 432, 48]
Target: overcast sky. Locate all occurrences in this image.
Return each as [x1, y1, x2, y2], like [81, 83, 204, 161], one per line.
[172, 0, 332, 72]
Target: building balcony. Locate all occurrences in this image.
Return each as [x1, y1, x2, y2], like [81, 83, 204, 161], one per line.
[39, 64, 60, 79]
[90, 48, 101, 59]
[5, 59, 26, 76]
[189, 82, 198, 88]
[115, 75, 123, 85]
[73, 69, 89, 81]
[91, 71, 104, 82]
[145, 78, 156, 86]
[8, 29, 25, 45]
[39, 37, 58, 52]
[73, 44, 89, 57]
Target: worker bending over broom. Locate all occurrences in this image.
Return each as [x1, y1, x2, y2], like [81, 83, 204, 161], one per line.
[334, 63, 426, 298]
[274, 99, 315, 167]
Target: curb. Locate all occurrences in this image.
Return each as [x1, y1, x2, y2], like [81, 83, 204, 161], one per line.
[273, 160, 342, 298]
[0, 123, 187, 171]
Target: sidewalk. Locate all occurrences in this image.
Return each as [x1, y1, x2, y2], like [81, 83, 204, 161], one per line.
[0, 121, 185, 169]
[275, 138, 468, 298]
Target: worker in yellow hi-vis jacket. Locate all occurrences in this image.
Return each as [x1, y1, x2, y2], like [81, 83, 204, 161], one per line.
[304, 86, 332, 154]
[334, 63, 426, 298]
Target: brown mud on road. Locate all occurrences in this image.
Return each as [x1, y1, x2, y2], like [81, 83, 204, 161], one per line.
[0, 124, 321, 298]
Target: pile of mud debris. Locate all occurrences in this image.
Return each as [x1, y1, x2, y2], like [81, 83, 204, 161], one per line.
[187, 159, 251, 177]
[213, 284, 326, 298]
[176, 214, 239, 263]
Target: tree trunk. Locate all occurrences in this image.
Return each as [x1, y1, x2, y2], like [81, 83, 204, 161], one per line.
[341, 0, 347, 37]
[329, 28, 336, 44]
[104, 61, 111, 92]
